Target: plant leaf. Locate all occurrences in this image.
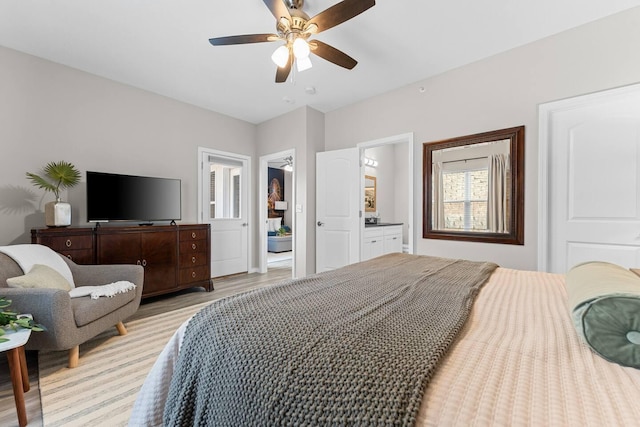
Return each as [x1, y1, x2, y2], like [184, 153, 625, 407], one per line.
[26, 172, 57, 193]
[44, 161, 81, 189]
[26, 160, 81, 198]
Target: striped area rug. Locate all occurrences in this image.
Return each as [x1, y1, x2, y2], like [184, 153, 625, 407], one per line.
[38, 302, 212, 426]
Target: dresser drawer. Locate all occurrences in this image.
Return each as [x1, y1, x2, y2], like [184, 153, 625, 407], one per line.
[179, 239, 207, 253]
[179, 227, 209, 241]
[38, 234, 93, 251]
[179, 266, 210, 284]
[179, 251, 208, 268]
[59, 249, 94, 265]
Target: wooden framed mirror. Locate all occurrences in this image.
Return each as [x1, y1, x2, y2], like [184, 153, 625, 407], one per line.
[364, 175, 377, 212]
[423, 126, 525, 244]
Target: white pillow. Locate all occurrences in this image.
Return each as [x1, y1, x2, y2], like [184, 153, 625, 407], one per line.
[267, 218, 282, 232]
[7, 264, 72, 291]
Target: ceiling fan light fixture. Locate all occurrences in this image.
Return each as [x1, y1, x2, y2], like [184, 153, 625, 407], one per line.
[292, 37, 310, 59]
[271, 45, 290, 68]
[296, 56, 312, 72]
[282, 156, 294, 172]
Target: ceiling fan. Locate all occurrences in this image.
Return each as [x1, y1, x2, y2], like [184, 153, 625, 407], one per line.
[208, 0, 376, 83]
[280, 156, 293, 171]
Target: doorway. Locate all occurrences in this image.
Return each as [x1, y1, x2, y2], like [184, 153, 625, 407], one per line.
[358, 133, 415, 256]
[259, 150, 296, 277]
[315, 133, 414, 273]
[198, 148, 251, 277]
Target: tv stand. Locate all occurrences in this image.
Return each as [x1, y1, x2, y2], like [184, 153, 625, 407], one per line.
[31, 224, 212, 298]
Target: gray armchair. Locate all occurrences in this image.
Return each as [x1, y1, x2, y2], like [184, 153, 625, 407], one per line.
[0, 251, 143, 368]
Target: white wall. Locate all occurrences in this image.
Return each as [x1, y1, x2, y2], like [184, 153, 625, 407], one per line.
[324, 7, 640, 270]
[256, 106, 324, 276]
[0, 45, 256, 246]
[3, 7, 640, 273]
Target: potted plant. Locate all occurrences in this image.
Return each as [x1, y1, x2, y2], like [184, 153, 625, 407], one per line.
[0, 297, 45, 343]
[26, 161, 81, 227]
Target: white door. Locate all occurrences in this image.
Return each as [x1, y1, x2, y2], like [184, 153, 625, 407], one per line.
[316, 148, 361, 272]
[199, 149, 249, 277]
[541, 85, 640, 273]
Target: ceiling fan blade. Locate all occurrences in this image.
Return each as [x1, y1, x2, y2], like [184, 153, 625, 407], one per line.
[275, 52, 292, 83]
[306, 0, 375, 34]
[209, 34, 280, 46]
[263, 0, 292, 21]
[309, 40, 357, 69]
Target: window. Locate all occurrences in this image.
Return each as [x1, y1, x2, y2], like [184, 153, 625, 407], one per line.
[207, 156, 242, 220]
[209, 171, 216, 218]
[441, 168, 488, 231]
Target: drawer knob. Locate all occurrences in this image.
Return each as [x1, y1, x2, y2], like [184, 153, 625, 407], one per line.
[191, 232, 196, 239]
[66, 239, 72, 248]
[191, 271, 196, 278]
[192, 243, 197, 250]
[192, 256, 196, 264]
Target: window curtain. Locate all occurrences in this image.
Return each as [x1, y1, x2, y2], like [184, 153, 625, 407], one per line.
[432, 161, 445, 229]
[487, 154, 509, 233]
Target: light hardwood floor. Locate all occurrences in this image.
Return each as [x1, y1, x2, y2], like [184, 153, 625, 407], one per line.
[0, 263, 291, 427]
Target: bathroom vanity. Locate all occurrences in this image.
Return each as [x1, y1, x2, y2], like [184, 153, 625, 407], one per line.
[362, 223, 403, 261]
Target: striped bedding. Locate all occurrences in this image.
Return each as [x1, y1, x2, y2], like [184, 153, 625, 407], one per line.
[130, 265, 640, 426]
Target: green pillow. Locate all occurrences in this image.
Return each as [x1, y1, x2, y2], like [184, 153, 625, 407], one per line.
[567, 261, 640, 368]
[7, 264, 72, 291]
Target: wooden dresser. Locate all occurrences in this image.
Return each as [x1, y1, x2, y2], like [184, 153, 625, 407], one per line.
[30, 227, 95, 264]
[32, 224, 212, 298]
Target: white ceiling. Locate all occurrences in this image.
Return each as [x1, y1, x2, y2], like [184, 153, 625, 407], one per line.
[1, 1, 639, 124]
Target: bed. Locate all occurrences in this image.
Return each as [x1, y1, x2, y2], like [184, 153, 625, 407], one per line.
[129, 254, 640, 426]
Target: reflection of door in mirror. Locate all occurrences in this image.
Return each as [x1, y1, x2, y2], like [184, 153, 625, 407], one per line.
[364, 175, 376, 212]
[423, 126, 524, 245]
[208, 157, 242, 219]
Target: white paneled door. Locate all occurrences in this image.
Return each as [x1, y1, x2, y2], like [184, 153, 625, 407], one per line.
[199, 149, 249, 277]
[316, 148, 361, 272]
[541, 84, 640, 273]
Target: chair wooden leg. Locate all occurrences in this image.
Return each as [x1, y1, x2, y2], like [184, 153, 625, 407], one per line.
[115, 321, 128, 336]
[68, 346, 79, 369]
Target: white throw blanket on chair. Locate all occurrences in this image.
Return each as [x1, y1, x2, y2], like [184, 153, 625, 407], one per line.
[69, 281, 137, 299]
[0, 243, 75, 287]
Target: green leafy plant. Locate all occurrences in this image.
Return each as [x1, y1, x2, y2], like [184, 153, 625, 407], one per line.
[26, 160, 81, 199]
[0, 297, 46, 343]
[277, 227, 287, 236]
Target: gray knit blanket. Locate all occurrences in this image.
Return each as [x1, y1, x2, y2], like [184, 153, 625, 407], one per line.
[164, 253, 498, 426]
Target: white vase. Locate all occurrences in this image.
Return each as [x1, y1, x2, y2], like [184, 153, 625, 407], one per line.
[45, 198, 71, 227]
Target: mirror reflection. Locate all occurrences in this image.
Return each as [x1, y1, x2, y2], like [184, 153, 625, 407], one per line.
[364, 175, 376, 212]
[208, 157, 242, 219]
[423, 126, 524, 245]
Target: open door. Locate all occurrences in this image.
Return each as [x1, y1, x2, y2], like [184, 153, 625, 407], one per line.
[199, 149, 250, 277]
[316, 148, 361, 272]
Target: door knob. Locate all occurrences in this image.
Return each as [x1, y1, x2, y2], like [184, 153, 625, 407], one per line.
[242, 223, 248, 227]
[317, 221, 324, 226]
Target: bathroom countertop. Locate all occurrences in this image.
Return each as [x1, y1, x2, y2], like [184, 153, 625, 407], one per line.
[364, 222, 403, 228]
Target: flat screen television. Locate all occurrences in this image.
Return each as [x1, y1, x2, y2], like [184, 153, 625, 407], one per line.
[86, 171, 181, 224]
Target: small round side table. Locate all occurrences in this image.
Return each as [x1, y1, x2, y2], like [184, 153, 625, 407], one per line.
[0, 327, 32, 427]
